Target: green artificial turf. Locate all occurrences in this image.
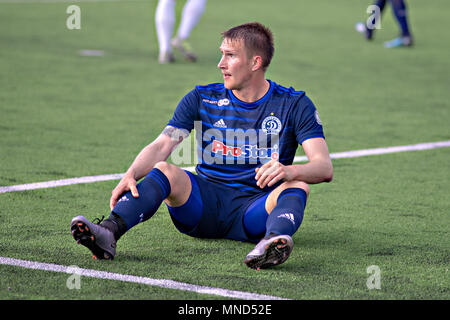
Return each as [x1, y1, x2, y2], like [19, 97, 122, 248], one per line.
[0, 0, 449, 300]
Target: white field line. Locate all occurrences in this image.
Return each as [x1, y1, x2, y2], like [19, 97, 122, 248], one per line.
[1, 140, 449, 299]
[0, 256, 288, 300]
[0, 173, 127, 194]
[1, 140, 449, 195]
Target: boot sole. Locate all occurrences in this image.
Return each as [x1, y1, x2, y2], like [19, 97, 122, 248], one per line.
[70, 219, 114, 260]
[244, 236, 292, 270]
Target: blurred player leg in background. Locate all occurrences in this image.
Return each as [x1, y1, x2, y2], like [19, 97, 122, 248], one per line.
[356, 0, 413, 48]
[155, 0, 176, 63]
[155, 0, 207, 64]
[355, 0, 386, 41]
[172, 0, 207, 62]
[384, 0, 413, 48]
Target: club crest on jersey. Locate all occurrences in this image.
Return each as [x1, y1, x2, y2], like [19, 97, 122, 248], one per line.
[262, 115, 282, 135]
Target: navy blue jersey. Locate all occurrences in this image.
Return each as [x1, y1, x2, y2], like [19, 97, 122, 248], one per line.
[167, 80, 324, 194]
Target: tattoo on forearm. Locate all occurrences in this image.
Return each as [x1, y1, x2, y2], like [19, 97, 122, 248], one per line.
[162, 126, 189, 142]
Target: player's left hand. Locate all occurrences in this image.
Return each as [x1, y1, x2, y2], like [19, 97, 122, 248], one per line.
[255, 160, 294, 189]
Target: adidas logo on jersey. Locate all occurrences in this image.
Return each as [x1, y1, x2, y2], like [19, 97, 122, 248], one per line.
[277, 213, 296, 225]
[213, 119, 227, 128]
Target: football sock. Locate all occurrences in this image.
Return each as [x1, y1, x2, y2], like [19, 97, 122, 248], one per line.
[264, 188, 307, 238]
[155, 0, 176, 54]
[101, 212, 127, 241]
[176, 0, 207, 40]
[375, 0, 387, 11]
[390, 0, 411, 37]
[107, 168, 171, 239]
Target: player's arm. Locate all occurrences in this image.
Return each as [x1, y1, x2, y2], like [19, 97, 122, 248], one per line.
[109, 126, 189, 209]
[255, 137, 333, 188]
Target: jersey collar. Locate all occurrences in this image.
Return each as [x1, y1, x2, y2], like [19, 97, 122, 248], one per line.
[227, 79, 274, 108]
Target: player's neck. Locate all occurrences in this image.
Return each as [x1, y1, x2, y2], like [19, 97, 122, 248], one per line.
[232, 77, 270, 103]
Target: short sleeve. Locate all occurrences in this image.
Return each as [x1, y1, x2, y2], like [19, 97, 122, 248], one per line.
[167, 89, 200, 132]
[291, 95, 325, 145]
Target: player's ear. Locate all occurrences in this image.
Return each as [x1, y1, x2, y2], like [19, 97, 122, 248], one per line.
[251, 55, 263, 72]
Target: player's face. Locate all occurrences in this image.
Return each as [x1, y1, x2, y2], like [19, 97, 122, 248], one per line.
[218, 38, 253, 90]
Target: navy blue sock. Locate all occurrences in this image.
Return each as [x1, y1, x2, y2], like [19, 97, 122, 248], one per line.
[375, 0, 387, 11]
[265, 188, 307, 238]
[390, 0, 411, 37]
[111, 168, 171, 233]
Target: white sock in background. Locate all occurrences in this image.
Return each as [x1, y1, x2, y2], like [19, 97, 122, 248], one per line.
[155, 0, 176, 55]
[176, 0, 207, 41]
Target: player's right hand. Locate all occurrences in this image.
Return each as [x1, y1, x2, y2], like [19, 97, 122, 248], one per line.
[109, 173, 139, 210]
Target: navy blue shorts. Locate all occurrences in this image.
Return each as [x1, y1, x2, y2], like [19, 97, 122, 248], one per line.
[166, 171, 270, 243]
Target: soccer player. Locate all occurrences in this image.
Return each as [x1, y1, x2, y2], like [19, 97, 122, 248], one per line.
[71, 22, 333, 270]
[355, 0, 413, 48]
[155, 0, 207, 64]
